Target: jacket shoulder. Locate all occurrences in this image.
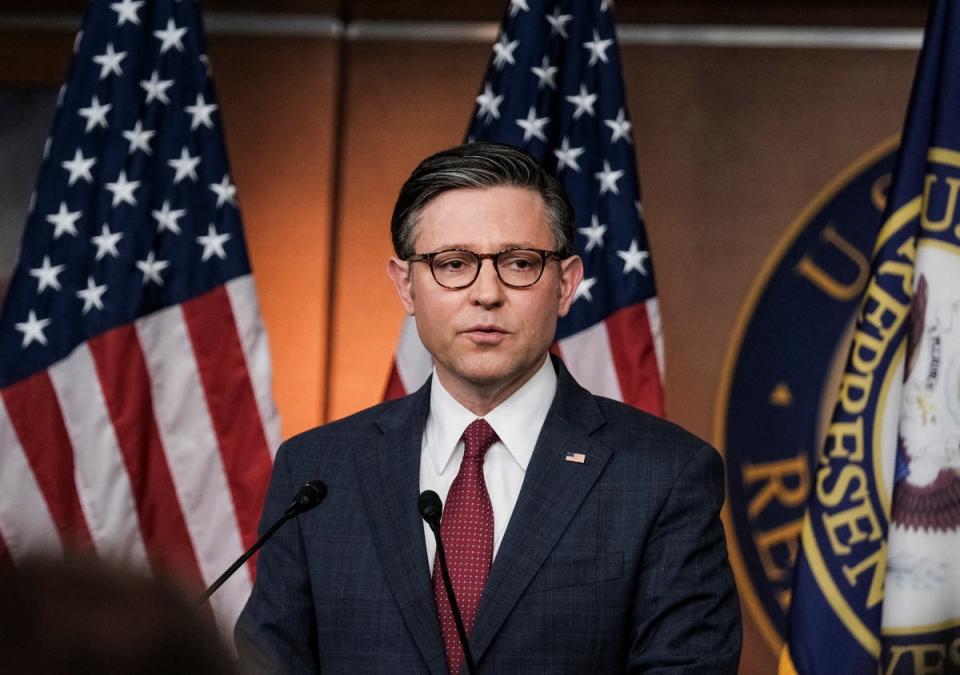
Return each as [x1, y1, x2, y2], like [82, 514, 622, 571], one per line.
[274, 392, 424, 481]
[293, 399, 384, 438]
[591, 395, 715, 456]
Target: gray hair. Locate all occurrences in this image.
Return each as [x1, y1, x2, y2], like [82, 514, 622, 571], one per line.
[390, 142, 576, 259]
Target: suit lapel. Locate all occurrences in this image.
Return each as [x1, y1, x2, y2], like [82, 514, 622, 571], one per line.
[353, 381, 448, 675]
[469, 363, 611, 665]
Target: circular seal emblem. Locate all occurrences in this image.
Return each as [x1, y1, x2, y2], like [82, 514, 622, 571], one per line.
[715, 138, 897, 653]
[893, 252, 960, 535]
[879, 148, 960, 670]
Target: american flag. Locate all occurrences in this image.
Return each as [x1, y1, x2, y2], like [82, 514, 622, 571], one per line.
[0, 0, 279, 631]
[385, 0, 664, 415]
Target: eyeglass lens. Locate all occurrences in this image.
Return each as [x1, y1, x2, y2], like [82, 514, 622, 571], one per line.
[431, 249, 545, 288]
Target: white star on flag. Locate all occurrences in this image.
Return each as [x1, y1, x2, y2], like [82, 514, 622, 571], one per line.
[105, 170, 140, 206]
[604, 107, 632, 144]
[29, 256, 65, 293]
[91, 223, 124, 260]
[617, 240, 649, 274]
[209, 175, 237, 208]
[45, 202, 82, 239]
[185, 94, 218, 130]
[531, 55, 558, 90]
[92, 42, 126, 80]
[140, 70, 175, 105]
[566, 84, 597, 119]
[135, 250, 169, 286]
[574, 277, 598, 303]
[546, 7, 573, 39]
[508, 0, 529, 17]
[61, 148, 96, 186]
[152, 200, 186, 234]
[583, 29, 613, 66]
[579, 215, 607, 251]
[594, 160, 624, 195]
[78, 95, 111, 132]
[110, 0, 143, 26]
[492, 34, 520, 70]
[476, 82, 504, 123]
[123, 120, 155, 155]
[14, 310, 51, 348]
[196, 224, 232, 261]
[516, 106, 549, 142]
[168, 147, 201, 184]
[76, 276, 107, 314]
[554, 136, 585, 173]
[154, 18, 187, 54]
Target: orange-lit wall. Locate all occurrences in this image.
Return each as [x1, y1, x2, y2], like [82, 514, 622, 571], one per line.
[211, 35, 339, 437]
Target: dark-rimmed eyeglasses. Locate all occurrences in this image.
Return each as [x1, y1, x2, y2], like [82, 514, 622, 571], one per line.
[406, 247, 562, 289]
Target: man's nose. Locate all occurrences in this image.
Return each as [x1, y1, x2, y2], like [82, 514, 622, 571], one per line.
[468, 258, 505, 306]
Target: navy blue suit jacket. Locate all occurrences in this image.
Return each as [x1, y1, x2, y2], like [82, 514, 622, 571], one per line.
[235, 360, 741, 673]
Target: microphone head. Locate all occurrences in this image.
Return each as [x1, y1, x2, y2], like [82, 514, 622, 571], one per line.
[293, 480, 327, 512]
[418, 490, 443, 525]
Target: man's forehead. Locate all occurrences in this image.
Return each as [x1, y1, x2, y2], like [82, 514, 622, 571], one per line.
[411, 185, 552, 249]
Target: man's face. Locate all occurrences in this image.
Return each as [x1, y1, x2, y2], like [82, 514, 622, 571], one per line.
[388, 185, 583, 407]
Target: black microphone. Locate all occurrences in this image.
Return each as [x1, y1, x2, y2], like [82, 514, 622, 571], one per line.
[418, 490, 476, 675]
[199, 480, 328, 604]
[418, 490, 443, 528]
[284, 480, 328, 517]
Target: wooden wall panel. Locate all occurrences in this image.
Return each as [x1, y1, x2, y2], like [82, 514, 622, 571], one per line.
[209, 35, 339, 439]
[622, 45, 916, 440]
[616, 46, 915, 671]
[326, 39, 489, 420]
[0, 30, 72, 84]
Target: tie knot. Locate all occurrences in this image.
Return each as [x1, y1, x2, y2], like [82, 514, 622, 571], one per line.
[462, 418, 498, 458]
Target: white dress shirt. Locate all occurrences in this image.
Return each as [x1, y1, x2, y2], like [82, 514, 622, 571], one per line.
[420, 355, 557, 570]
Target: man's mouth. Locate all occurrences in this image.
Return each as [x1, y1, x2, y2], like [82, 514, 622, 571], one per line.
[462, 324, 508, 343]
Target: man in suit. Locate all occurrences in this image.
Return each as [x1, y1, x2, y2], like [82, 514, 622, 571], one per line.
[235, 143, 741, 673]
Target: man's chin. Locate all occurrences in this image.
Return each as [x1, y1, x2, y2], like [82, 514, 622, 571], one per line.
[440, 355, 542, 392]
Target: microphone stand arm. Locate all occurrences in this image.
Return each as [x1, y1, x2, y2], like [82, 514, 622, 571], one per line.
[198, 511, 293, 604]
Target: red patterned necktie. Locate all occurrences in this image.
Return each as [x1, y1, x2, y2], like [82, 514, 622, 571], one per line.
[433, 418, 498, 675]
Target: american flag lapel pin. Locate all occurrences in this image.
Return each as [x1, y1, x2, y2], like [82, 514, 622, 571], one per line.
[565, 451, 586, 464]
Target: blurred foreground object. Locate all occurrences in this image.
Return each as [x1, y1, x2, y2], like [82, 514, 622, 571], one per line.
[0, 557, 238, 675]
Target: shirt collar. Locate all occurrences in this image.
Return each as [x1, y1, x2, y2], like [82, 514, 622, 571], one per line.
[426, 356, 557, 474]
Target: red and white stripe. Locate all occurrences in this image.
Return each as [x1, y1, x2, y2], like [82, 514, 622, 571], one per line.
[384, 297, 665, 416]
[0, 275, 279, 633]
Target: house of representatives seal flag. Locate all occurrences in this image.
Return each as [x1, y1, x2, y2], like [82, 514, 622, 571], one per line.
[384, 0, 664, 415]
[0, 0, 280, 631]
[783, 1, 960, 672]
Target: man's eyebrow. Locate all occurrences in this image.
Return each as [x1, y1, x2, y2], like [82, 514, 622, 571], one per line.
[425, 243, 544, 251]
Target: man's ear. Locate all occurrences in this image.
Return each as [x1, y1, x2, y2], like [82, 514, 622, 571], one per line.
[557, 255, 584, 317]
[387, 257, 416, 315]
